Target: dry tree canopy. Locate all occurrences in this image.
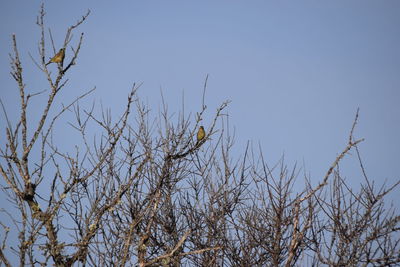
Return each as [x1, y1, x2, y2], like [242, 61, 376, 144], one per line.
[1, 6, 399, 267]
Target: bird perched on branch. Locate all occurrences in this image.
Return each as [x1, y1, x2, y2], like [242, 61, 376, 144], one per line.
[197, 126, 205, 144]
[46, 48, 65, 66]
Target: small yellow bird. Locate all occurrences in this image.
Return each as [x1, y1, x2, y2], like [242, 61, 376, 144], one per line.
[197, 126, 205, 144]
[46, 48, 65, 66]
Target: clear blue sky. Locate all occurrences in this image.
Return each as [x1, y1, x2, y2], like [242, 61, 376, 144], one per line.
[1, 1, 399, 194]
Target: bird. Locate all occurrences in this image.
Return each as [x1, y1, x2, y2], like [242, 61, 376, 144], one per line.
[46, 48, 65, 66]
[197, 126, 205, 144]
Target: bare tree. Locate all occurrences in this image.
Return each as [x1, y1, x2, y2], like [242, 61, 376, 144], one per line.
[1, 6, 399, 267]
[309, 149, 400, 266]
